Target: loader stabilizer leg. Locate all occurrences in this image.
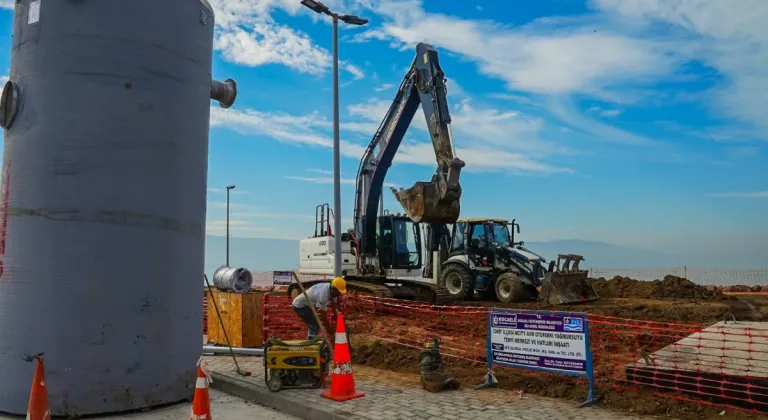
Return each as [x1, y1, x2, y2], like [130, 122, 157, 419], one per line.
[539, 254, 600, 305]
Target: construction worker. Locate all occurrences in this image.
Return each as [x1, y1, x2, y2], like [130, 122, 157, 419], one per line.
[292, 277, 347, 340]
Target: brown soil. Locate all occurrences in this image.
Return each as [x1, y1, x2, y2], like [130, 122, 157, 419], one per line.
[347, 277, 768, 420]
[587, 275, 734, 301]
[351, 336, 764, 420]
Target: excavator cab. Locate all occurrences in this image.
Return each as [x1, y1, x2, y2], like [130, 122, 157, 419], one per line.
[378, 214, 422, 271]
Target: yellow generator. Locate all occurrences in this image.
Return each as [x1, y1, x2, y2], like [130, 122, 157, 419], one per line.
[263, 337, 330, 392]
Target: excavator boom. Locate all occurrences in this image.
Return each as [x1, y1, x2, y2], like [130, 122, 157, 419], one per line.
[354, 43, 464, 256]
[391, 44, 464, 223]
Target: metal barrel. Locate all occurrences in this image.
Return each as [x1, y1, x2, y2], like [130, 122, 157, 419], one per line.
[212, 266, 254, 293]
[0, 0, 235, 416]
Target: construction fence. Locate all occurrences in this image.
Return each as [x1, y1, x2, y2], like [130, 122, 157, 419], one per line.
[261, 294, 768, 414]
[243, 268, 768, 289]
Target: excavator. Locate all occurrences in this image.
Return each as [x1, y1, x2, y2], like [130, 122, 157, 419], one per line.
[294, 42, 599, 306]
[296, 42, 462, 304]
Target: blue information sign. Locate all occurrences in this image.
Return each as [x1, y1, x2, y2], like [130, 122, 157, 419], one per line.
[487, 309, 599, 406]
[272, 271, 293, 285]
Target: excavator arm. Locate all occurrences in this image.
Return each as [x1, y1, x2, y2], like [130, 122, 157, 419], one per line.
[353, 43, 465, 256]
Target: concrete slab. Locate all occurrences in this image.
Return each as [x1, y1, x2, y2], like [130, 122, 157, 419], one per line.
[204, 356, 647, 420]
[0, 390, 298, 420]
[626, 321, 768, 412]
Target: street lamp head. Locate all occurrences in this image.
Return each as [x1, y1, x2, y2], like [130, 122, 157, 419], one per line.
[340, 14, 368, 25]
[301, 0, 330, 15]
[226, 185, 236, 190]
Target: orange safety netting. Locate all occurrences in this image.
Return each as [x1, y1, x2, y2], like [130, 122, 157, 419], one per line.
[261, 294, 768, 414]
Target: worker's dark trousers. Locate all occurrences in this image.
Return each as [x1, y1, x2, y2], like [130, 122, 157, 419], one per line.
[293, 305, 319, 339]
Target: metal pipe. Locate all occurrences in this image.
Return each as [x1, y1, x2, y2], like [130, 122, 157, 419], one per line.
[211, 78, 238, 109]
[202, 345, 263, 356]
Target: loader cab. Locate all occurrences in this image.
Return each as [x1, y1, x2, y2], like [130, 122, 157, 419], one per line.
[451, 218, 513, 252]
[378, 213, 422, 270]
[449, 218, 514, 267]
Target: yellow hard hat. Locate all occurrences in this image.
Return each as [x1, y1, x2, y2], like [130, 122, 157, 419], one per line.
[331, 277, 348, 294]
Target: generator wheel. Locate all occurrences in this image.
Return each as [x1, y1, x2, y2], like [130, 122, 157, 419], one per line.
[495, 273, 524, 304]
[441, 264, 474, 301]
[267, 370, 283, 392]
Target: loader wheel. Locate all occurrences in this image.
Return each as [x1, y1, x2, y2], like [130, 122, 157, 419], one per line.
[495, 273, 524, 304]
[441, 264, 474, 301]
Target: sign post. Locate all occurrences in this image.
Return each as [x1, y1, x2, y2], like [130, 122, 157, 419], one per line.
[487, 308, 600, 407]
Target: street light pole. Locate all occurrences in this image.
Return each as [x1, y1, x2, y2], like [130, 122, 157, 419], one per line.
[301, 0, 368, 278]
[331, 15, 343, 278]
[226, 184, 236, 266]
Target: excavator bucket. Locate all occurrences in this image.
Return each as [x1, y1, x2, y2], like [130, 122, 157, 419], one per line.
[391, 180, 461, 224]
[539, 254, 600, 305]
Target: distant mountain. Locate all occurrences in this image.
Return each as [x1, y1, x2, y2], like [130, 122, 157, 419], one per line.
[522, 239, 686, 269]
[204, 236, 765, 279]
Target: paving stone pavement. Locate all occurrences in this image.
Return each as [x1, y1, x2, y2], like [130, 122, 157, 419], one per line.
[203, 356, 652, 420]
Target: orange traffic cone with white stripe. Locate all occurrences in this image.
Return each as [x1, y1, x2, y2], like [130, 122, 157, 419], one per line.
[322, 313, 365, 402]
[190, 359, 213, 420]
[26, 355, 51, 420]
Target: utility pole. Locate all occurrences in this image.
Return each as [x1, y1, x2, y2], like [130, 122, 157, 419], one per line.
[226, 184, 236, 266]
[301, 0, 368, 277]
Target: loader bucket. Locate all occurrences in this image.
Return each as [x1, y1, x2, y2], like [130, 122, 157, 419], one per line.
[539, 254, 600, 305]
[390, 180, 461, 224]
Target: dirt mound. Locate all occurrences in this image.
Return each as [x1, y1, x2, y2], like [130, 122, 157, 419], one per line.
[587, 275, 733, 301]
[350, 337, 762, 420]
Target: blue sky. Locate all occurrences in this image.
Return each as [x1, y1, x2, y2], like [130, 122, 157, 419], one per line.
[0, 1, 766, 265]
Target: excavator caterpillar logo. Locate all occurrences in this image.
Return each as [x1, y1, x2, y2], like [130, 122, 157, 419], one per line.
[423, 53, 428, 64]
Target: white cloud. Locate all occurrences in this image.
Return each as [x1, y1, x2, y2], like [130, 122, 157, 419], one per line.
[208, 187, 249, 195]
[211, 88, 573, 174]
[306, 168, 334, 175]
[208, 0, 364, 78]
[545, 96, 657, 146]
[592, 0, 768, 138]
[356, 0, 681, 96]
[0, 1, 12, 10]
[0, 75, 7, 84]
[286, 175, 400, 188]
[346, 97, 571, 157]
[214, 23, 331, 75]
[374, 83, 395, 92]
[589, 106, 621, 117]
[343, 62, 366, 80]
[708, 190, 768, 199]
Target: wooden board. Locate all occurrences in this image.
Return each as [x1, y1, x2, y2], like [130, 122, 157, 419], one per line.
[206, 289, 266, 348]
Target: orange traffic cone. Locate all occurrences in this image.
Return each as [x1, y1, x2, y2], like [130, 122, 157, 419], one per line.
[190, 359, 213, 420]
[322, 313, 365, 402]
[26, 355, 51, 420]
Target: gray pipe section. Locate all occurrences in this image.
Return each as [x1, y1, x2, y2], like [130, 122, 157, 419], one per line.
[202, 346, 264, 356]
[0, 0, 236, 416]
[212, 266, 254, 293]
[211, 79, 238, 109]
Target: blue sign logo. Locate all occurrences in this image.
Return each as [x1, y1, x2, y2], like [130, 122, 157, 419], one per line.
[492, 314, 517, 327]
[563, 317, 584, 332]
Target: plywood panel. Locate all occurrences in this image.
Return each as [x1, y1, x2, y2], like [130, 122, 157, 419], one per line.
[206, 290, 266, 348]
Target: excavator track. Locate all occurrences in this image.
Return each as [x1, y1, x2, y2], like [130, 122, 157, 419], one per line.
[349, 277, 455, 305]
[345, 280, 395, 299]
[286, 277, 453, 305]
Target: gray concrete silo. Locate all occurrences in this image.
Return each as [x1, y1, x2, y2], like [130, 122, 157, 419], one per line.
[0, 0, 236, 416]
